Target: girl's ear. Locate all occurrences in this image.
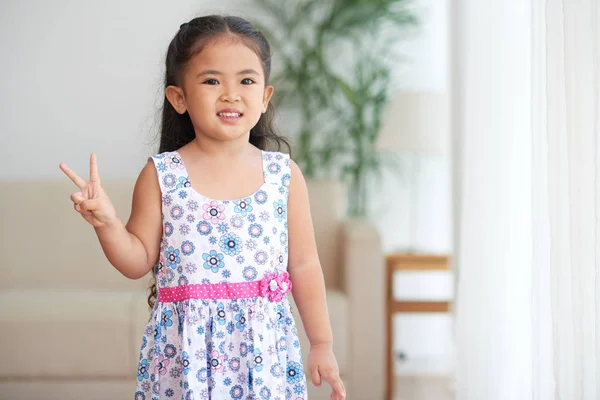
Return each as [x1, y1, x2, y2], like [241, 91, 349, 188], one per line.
[262, 85, 274, 113]
[166, 86, 187, 114]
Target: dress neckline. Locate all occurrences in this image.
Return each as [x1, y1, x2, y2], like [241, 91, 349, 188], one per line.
[172, 150, 268, 203]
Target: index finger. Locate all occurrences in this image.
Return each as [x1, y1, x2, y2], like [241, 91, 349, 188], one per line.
[89, 153, 100, 184]
[59, 163, 86, 189]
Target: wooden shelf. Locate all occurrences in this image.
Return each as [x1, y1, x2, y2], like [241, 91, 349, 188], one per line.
[385, 253, 451, 400]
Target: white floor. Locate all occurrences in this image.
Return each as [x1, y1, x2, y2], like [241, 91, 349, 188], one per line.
[394, 376, 454, 400]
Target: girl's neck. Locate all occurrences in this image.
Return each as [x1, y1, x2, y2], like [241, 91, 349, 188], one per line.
[188, 135, 255, 158]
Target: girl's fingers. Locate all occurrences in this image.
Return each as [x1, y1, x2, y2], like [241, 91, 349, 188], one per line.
[311, 368, 322, 387]
[70, 192, 85, 204]
[60, 163, 86, 189]
[80, 199, 101, 211]
[89, 153, 101, 184]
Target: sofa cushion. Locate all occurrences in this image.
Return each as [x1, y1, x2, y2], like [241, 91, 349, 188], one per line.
[0, 290, 145, 378]
[289, 289, 348, 377]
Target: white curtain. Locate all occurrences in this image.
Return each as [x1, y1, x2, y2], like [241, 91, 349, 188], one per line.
[453, 1, 600, 399]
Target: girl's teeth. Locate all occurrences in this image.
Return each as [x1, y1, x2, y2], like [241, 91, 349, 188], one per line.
[219, 113, 241, 117]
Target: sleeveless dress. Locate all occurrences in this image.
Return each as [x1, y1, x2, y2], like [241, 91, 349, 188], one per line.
[135, 150, 307, 400]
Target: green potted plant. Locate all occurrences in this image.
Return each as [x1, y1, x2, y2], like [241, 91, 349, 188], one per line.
[252, 0, 418, 216]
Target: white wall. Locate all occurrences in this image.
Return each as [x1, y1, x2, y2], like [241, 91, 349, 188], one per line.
[0, 0, 253, 179]
[0, 0, 452, 376]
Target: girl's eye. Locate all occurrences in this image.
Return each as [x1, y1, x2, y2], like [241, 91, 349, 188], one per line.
[241, 78, 255, 85]
[203, 79, 219, 85]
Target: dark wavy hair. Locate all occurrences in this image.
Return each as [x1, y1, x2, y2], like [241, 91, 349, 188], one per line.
[148, 15, 291, 309]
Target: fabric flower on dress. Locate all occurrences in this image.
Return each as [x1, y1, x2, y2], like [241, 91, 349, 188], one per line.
[260, 272, 292, 302]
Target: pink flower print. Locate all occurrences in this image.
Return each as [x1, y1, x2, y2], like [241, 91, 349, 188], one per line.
[167, 154, 185, 170]
[209, 350, 226, 374]
[260, 272, 292, 302]
[202, 201, 226, 224]
[154, 354, 170, 375]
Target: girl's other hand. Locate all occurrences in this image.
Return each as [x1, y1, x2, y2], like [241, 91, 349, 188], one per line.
[59, 153, 117, 228]
[308, 343, 346, 399]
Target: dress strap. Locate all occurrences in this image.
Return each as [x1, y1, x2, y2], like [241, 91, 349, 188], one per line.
[262, 151, 291, 190]
[149, 151, 190, 193]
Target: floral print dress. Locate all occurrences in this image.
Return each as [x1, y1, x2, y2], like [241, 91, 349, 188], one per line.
[135, 150, 307, 400]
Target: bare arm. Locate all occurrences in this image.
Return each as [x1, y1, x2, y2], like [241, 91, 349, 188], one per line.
[96, 161, 162, 279]
[287, 160, 345, 398]
[287, 160, 333, 346]
[60, 155, 162, 279]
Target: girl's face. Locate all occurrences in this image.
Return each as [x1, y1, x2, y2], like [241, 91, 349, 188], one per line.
[167, 36, 274, 144]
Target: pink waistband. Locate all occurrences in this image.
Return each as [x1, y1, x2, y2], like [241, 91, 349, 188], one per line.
[158, 272, 292, 303]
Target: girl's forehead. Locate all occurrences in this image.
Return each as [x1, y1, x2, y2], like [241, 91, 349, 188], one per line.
[190, 36, 263, 72]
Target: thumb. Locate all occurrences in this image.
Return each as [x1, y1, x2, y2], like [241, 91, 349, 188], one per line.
[311, 367, 321, 387]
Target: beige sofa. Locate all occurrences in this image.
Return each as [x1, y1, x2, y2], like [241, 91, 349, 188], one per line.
[0, 179, 384, 400]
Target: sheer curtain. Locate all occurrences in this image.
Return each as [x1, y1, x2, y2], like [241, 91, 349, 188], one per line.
[453, 1, 600, 399]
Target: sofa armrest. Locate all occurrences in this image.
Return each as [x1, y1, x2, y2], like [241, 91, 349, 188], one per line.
[341, 218, 385, 399]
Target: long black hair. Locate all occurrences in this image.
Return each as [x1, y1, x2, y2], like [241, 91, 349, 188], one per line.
[149, 15, 291, 308]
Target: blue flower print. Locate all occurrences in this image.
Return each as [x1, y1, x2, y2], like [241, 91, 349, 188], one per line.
[182, 351, 191, 375]
[134, 391, 146, 400]
[235, 310, 247, 331]
[178, 190, 187, 199]
[219, 233, 243, 256]
[274, 200, 287, 222]
[286, 360, 304, 384]
[209, 236, 217, 245]
[294, 384, 305, 395]
[181, 240, 195, 256]
[228, 357, 241, 372]
[202, 250, 225, 273]
[217, 222, 228, 233]
[196, 367, 209, 383]
[253, 348, 264, 372]
[227, 321, 235, 334]
[165, 388, 174, 397]
[153, 325, 162, 341]
[222, 269, 231, 278]
[236, 255, 245, 264]
[176, 176, 191, 189]
[157, 161, 167, 172]
[163, 173, 177, 188]
[270, 362, 284, 378]
[267, 162, 281, 174]
[263, 236, 270, 245]
[165, 247, 180, 269]
[196, 220, 212, 236]
[281, 173, 291, 188]
[230, 385, 244, 399]
[141, 336, 147, 350]
[170, 205, 184, 220]
[242, 266, 258, 281]
[248, 223, 263, 238]
[137, 358, 150, 381]
[160, 309, 173, 328]
[234, 197, 253, 216]
[164, 344, 177, 358]
[240, 342, 248, 357]
[254, 189, 268, 205]
[216, 302, 226, 325]
[164, 222, 174, 237]
[259, 386, 271, 400]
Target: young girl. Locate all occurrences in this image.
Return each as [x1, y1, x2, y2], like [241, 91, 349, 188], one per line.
[59, 15, 345, 400]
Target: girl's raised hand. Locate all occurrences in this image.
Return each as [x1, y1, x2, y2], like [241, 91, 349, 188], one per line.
[59, 153, 117, 228]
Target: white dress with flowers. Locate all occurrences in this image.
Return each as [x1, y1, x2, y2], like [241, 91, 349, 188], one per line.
[134, 150, 307, 400]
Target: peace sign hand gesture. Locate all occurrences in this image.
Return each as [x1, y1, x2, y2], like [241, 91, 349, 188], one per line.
[59, 153, 117, 228]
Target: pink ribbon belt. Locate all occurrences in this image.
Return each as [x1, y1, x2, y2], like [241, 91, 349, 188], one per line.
[158, 272, 292, 302]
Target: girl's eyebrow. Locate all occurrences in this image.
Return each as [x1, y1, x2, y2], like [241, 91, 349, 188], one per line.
[196, 69, 261, 78]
